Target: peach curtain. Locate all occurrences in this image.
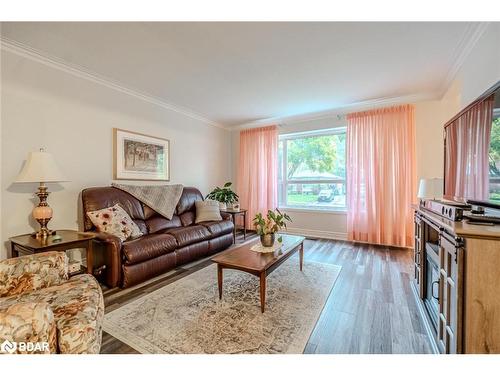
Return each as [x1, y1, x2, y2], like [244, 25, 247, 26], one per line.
[444, 94, 494, 201]
[238, 125, 278, 229]
[346, 104, 416, 247]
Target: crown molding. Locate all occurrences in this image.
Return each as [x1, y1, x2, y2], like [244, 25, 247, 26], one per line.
[231, 91, 439, 131]
[0, 36, 228, 130]
[438, 22, 490, 97]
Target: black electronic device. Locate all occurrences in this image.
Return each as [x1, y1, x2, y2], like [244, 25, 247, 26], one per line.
[464, 213, 500, 225]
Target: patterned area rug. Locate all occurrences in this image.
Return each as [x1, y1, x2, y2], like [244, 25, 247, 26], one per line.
[103, 257, 341, 354]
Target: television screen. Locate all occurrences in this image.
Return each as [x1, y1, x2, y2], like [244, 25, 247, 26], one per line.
[444, 84, 500, 204]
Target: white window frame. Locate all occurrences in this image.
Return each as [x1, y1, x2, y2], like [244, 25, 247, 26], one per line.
[278, 127, 347, 212]
[489, 111, 500, 197]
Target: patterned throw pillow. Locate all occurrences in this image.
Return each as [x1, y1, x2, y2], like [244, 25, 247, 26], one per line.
[86, 204, 143, 241]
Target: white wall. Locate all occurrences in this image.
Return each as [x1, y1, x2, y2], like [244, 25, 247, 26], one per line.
[456, 23, 500, 108]
[414, 79, 463, 182]
[0, 49, 231, 259]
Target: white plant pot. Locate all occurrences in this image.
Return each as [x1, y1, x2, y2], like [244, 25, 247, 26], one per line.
[219, 202, 227, 210]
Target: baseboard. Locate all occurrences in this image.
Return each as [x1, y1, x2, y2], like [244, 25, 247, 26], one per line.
[284, 227, 348, 241]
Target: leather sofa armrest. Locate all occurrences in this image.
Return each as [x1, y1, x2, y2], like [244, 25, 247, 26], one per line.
[91, 232, 123, 288]
[94, 232, 122, 247]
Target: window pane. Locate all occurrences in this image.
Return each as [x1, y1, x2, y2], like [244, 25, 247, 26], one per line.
[286, 183, 346, 209]
[278, 140, 283, 182]
[286, 133, 346, 181]
[278, 181, 284, 206]
[489, 117, 500, 202]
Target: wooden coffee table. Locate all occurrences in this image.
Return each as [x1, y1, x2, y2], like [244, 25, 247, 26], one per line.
[211, 234, 305, 313]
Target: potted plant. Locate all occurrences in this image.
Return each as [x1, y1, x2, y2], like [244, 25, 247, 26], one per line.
[206, 182, 239, 210]
[253, 209, 292, 247]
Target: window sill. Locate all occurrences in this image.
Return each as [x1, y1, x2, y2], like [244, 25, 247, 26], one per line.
[278, 206, 347, 215]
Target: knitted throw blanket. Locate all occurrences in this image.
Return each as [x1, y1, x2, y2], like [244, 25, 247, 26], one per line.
[111, 183, 184, 220]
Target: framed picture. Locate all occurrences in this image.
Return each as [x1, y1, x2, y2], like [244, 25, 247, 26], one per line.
[113, 128, 170, 181]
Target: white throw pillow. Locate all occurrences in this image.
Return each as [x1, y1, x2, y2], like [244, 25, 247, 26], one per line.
[86, 203, 143, 241]
[195, 199, 222, 223]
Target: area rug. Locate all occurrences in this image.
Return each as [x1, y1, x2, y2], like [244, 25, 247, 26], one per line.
[103, 258, 341, 354]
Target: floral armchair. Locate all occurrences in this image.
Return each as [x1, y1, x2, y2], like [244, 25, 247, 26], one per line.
[0, 251, 104, 354]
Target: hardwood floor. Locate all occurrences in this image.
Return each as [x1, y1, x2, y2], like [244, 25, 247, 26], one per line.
[100, 235, 432, 354]
[303, 239, 431, 354]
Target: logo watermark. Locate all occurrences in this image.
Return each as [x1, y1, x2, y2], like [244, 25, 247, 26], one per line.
[1, 339, 49, 354]
[1, 340, 16, 354]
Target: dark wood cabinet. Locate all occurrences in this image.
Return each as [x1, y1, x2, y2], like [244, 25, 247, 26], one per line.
[413, 206, 500, 354]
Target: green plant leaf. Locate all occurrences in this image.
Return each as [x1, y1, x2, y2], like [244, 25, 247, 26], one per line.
[253, 208, 292, 235]
[207, 182, 238, 204]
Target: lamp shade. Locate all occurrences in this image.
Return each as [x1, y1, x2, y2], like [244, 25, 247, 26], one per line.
[417, 178, 443, 200]
[15, 149, 68, 183]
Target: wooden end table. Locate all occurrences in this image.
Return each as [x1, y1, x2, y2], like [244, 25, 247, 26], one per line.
[211, 234, 305, 313]
[10, 230, 96, 276]
[220, 209, 247, 243]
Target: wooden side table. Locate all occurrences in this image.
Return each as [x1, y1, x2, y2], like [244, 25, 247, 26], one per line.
[10, 230, 96, 276]
[220, 209, 247, 243]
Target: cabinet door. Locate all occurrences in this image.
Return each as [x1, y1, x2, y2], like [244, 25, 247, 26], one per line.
[438, 235, 463, 354]
[414, 214, 424, 298]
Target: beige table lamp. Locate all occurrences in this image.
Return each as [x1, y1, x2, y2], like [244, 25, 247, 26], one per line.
[417, 178, 444, 200]
[15, 148, 68, 238]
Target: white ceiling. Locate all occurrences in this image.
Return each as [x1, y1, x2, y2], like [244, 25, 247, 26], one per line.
[0, 22, 483, 128]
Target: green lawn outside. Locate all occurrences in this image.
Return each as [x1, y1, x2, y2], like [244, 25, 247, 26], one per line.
[287, 193, 319, 204]
[490, 192, 500, 202]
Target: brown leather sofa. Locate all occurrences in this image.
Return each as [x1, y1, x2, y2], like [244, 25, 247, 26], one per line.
[81, 186, 234, 288]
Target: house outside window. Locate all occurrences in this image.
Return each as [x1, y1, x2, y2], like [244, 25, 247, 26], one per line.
[278, 127, 347, 211]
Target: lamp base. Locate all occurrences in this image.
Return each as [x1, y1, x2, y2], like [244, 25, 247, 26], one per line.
[32, 184, 55, 240]
[31, 229, 57, 239]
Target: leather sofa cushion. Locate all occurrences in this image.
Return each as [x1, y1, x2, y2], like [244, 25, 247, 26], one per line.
[146, 215, 182, 233]
[208, 233, 234, 254]
[143, 205, 158, 219]
[199, 220, 234, 238]
[179, 211, 195, 227]
[175, 241, 210, 265]
[122, 252, 176, 288]
[166, 225, 211, 247]
[122, 234, 178, 265]
[176, 187, 203, 215]
[133, 220, 148, 235]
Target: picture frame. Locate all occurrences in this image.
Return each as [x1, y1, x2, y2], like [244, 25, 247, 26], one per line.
[113, 128, 170, 181]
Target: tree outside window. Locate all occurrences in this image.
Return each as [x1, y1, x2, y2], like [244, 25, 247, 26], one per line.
[278, 129, 346, 210]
